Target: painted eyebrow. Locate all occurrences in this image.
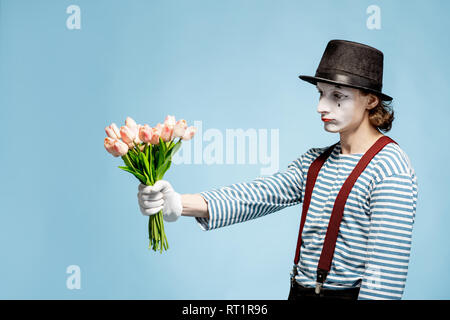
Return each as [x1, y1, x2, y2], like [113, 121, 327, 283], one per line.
[333, 86, 350, 96]
[316, 86, 348, 98]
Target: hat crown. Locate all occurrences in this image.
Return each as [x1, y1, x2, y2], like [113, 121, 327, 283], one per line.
[299, 39, 392, 101]
[316, 40, 384, 85]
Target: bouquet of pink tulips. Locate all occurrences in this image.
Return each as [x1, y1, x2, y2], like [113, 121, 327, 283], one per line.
[104, 115, 196, 253]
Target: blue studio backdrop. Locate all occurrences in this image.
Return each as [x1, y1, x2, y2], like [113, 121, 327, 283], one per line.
[0, 0, 449, 299]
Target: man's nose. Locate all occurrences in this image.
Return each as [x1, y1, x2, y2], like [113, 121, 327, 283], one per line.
[317, 98, 331, 114]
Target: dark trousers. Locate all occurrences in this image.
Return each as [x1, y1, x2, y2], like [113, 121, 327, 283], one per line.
[288, 279, 360, 301]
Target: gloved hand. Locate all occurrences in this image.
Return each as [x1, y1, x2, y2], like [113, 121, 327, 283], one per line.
[137, 180, 183, 222]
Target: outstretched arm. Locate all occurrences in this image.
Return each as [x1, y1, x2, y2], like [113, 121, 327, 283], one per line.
[138, 153, 310, 229]
[195, 157, 305, 231]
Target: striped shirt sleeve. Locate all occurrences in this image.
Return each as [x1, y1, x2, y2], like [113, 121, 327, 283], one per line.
[195, 158, 305, 231]
[358, 173, 418, 300]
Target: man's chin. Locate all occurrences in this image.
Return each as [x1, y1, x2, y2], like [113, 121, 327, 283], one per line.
[323, 125, 340, 133]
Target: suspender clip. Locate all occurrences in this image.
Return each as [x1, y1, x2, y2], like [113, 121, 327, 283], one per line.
[315, 282, 323, 295]
[315, 268, 328, 295]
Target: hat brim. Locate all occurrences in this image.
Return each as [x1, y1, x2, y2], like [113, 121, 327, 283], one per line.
[299, 75, 393, 101]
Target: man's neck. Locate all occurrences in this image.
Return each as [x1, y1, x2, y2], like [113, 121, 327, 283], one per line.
[339, 121, 384, 154]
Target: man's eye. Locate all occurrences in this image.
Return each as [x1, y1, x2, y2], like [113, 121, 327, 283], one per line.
[334, 93, 343, 99]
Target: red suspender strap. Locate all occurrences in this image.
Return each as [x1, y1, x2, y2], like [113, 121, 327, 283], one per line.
[293, 143, 337, 265]
[293, 136, 397, 292]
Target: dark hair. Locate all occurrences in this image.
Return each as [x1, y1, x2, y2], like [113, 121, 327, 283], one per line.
[359, 89, 394, 133]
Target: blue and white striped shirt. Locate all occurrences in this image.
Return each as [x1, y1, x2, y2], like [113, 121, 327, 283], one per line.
[196, 141, 418, 300]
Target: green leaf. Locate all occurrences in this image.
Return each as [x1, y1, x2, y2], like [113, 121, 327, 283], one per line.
[157, 147, 165, 170]
[165, 140, 173, 152]
[145, 144, 149, 159]
[155, 140, 181, 178]
[148, 147, 155, 184]
[164, 159, 172, 174]
[139, 152, 152, 185]
[152, 143, 158, 163]
[130, 147, 142, 168]
[148, 143, 153, 156]
[139, 152, 150, 176]
[166, 140, 182, 160]
[155, 158, 172, 181]
[121, 154, 136, 171]
[155, 168, 162, 181]
[128, 152, 139, 168]
[173, 140, 182, 153]
[164, 160, 172, 176]
[151, 139, 177, 181]
[142, 169, 151, 185]
[118, 166, 147, 184]
[159, 137, 166, 154]
[136, 151, 144, 171]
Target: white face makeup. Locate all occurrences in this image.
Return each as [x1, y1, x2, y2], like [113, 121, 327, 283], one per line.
[316, 82, 363, 133]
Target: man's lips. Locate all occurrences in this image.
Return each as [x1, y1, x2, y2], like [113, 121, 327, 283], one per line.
[322, 118, 333, 122]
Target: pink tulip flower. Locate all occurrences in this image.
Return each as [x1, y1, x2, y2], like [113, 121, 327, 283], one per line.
[139, 124, 153, 143]
[105, 123, 121, 140]
[126, 117, 142, 143]
[104, 137, 120, 157]
[150, 127, 161, 145]
[120, 125, 136, 146]
[181, 126, 197, 141]
[134, 124, 142, 144]
[155, 123, 163, 133]
[161, 123, 174, 142]
[173, 119, 187, 138]
[125, 117, 138, 133]
[164, 115, 176, 127]
[113, 139, 129, 156]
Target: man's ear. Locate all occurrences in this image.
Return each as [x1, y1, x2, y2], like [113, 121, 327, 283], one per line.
[366, 93, 379, 110]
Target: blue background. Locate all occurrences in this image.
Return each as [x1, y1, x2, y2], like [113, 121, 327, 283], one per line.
[0, 0, 448, 299]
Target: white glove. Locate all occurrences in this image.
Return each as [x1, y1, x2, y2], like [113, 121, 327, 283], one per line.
[137, 180, 183, 222]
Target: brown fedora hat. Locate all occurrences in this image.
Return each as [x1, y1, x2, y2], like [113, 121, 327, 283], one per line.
[299, 39, 393, 101]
